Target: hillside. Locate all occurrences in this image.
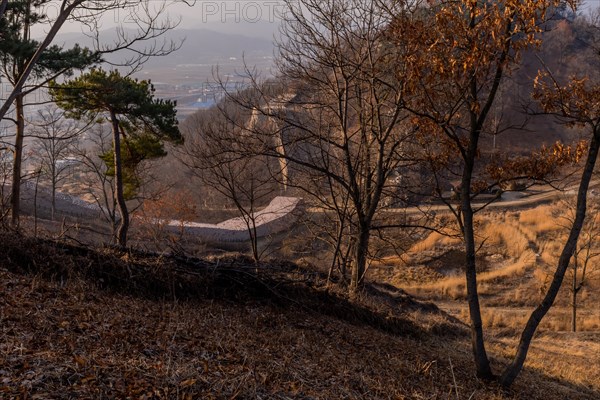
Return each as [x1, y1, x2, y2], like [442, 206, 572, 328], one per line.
[0, 231, 598, 399]
[472, 18, 599, 154]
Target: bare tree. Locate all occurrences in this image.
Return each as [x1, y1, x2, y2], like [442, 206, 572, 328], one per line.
[182, 108, 278, 262]
[215, 0, 421, 293]
[29, 107, 86, 219]
[73, 124, 118, 236]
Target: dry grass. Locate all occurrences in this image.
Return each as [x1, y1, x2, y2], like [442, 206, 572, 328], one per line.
[407, 230, 461, 254]
[396, 209, 545, 298]
[518, 205, 561, 233]
[393, 199, 600, 379]
[407, 250, 536, 299]
[491, 333, 600, 391]
[0, 232, 598, 399]
[462, 306, 600, 334]
[372, 202, 600, 398]
[449, 306, 600, 393]
[399, 204, 594, 303]
[478, 217, 531, 259]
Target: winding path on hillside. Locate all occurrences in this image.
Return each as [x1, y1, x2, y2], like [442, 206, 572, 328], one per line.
[163, 196, 303, 242]
[14, 177, 598, 244]
[16, 183, 304, 243]
[396, 180, 599, 216]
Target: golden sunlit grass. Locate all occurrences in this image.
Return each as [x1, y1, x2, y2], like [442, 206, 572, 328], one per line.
[479, 222, 530, 258]
[407, 230, 461, 254]
[519, 205, 561, 233]
[393, 201, 600, 349]
[359, 201, 600, 397]
[464, 307, 600, 334]
[407, 250, 536, 299]
[399, 204, 573, 296]
[453, 305, 600, 394]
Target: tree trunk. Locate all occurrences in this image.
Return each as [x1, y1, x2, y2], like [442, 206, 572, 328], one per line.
[250, 223, 259, 263]
[245, 216, 259, 263]
[274, 130, 289, 191]
[0, 0, 9, 20]
[350, 225, 370, 293]
[461, 167, 494, 380]
[11, 94, 26, 228]
[500, 131, 600, 387]
[572, 258, 578, 333]
[34, 170, 40, 237]
[460, 120, 494, 380]
[51, 163, 56, 220]
[111, 111, 129, 247]
[328, 220, 346, 284]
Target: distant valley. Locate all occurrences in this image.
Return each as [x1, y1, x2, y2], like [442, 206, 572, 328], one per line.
[48, 26, 277, 119]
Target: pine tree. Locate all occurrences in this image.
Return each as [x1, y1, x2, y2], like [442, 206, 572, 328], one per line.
[50, 68, 181, 246]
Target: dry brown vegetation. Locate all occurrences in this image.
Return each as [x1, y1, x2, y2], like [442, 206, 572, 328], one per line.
[0, 229, 597, 399]
[366, 199, 600, 397]
[376, 200, 600, 311]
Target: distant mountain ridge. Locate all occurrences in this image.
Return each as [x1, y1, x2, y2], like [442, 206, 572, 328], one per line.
[46, 27, 275, 69]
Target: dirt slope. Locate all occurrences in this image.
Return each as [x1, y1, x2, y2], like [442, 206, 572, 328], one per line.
[0, 233, 597, 399]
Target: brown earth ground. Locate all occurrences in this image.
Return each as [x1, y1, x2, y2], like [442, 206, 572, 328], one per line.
[0, 225, 598, 399]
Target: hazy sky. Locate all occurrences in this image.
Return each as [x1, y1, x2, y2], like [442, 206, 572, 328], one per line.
[33, 1, 284, 39]
[32, 1, 600, 42]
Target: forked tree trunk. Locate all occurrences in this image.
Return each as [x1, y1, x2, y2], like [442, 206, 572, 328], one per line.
[242, 214, 259, 263]
[329, 219, 346, 284]
[10, 94, 25, 228]
[458, 20, 509, 380]
[500, 131, 600, 387]
[111, 111, 129, 247]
